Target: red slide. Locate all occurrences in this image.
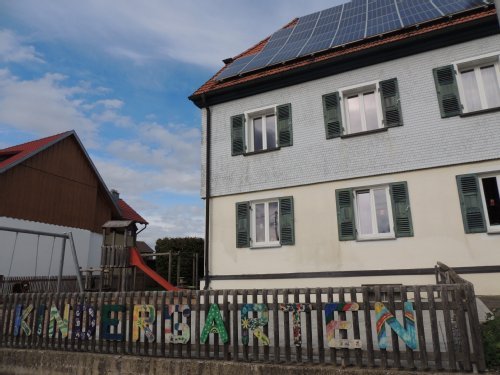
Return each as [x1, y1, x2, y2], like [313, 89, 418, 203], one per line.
[129, 247, 179, 291]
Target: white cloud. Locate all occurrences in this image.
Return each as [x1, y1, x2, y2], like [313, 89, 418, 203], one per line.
[0, 70, 98, 145]
[2, 0, 344, 68]
[0, 29, 44, 63]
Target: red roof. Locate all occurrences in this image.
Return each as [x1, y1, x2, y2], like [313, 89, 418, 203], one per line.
[118, 199, 149, 225]
[192, 7, 495, 99]
[0, 131, 70, 172]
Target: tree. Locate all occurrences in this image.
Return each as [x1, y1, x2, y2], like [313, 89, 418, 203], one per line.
[155, 237, 204, 288]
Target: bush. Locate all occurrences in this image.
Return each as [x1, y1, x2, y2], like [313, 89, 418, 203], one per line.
[482, 314, 500, 370]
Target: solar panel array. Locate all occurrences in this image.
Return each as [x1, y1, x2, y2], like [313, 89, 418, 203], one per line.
[216, 0, 488, 81]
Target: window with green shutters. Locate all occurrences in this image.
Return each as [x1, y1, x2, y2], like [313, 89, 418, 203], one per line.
[434, 54, 500, 117]
[323, 78, 403, 138]
[231, 103, 293, 155]
[235, 196, 295, 248]
[455, 173, 500, 234]
[336, 182, 413, 241]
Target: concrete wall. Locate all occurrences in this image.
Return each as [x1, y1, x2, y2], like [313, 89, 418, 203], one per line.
[201, 34, 500, 197]
[0, 217, 102, 277]
[207, 159, 500, 295]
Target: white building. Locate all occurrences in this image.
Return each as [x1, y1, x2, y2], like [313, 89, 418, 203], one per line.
[190, 1, 500, 294]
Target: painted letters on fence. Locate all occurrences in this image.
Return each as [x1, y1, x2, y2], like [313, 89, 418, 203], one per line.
[375, 301, 417, 350]
[133, 304, 156, 342]
[325, 302, 362, 349]
[200, 304, 229, 344]
[279, 303, 311, 347]
[101, 304, 125, 341]
[241, 303, 269, 346]
[164, 305, 191, 344]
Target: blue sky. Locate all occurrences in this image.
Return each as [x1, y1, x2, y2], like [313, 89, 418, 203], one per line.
[0, 0, 343, 247]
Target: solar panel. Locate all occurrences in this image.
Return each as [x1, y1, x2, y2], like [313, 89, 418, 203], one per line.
[216, 55, 256, 80]
[237, 27, 294, 75]
[267, 11, 321, 66]
[366, 0, 403, 36]
[434, 0, 487, 14]
[216, 0, 489, 81]
[297, 5, 344, 57]
[331, 0, 367, 46]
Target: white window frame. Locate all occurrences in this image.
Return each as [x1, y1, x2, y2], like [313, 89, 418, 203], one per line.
[250, 198, 280, 248]
[478, 173, 500, 234]
[339, 80, 384, 135]
[454, 52, 500, 113]
[353, 185, 395, 240]
[244, 105, 278, 152]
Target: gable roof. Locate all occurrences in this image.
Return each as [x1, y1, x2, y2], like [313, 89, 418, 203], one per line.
[190, 3, 497, 108]
[118, 199, 149, 225]
[0, 131, 146, 224]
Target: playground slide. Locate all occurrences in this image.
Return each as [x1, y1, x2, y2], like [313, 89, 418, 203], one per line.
[129, 247, 179, 291]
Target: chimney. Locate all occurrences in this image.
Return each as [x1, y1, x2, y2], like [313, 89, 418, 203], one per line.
[110, 189, 120, 201]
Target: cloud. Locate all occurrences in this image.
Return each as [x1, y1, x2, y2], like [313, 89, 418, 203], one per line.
[2, 0, 344, 68]
[0, 29, 44, 63]
[0, 70, 99, 145]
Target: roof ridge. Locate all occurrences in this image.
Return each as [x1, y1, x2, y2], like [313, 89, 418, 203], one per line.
[0, 131, 71, 152]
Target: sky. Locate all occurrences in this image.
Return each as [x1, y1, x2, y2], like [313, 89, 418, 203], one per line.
[0, 0, 344, 248]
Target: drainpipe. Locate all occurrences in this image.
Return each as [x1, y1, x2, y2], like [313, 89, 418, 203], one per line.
[202, 95, 211, 290]
[495, 0, 500, 27]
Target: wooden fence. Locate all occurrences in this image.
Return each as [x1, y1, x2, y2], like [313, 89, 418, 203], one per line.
[0, 283, 485, 372]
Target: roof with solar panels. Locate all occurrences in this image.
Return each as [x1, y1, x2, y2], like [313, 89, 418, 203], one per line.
[190, 0, 497, 107]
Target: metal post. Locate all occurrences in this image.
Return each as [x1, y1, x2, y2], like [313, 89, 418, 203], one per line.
[195, 252, 199, 289]
[67, 232, 84, 293]
[168, 251, 172, 283]
[177, 254, 181, 286]
[57, 237, 67, 294]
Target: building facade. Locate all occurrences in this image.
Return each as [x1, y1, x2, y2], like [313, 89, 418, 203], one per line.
[191, 2, 500, 294]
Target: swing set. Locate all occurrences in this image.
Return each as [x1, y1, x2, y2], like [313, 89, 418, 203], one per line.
[0, 226, 84, 294]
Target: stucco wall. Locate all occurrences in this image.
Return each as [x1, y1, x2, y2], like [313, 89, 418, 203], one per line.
[0, 217, 102, 277]
[207, 159, 500, 295]
[201, 34, 500, 198]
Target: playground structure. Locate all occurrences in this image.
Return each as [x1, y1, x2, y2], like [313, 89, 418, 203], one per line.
[1, 221, 181, 293]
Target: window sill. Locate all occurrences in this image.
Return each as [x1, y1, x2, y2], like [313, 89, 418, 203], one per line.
[356, 236, 396, 242]
[340, 127, 388, 139]
[250, 244, 282, 250]
[487, 230, 500, 235]
[460, 106, 500, 117]
[243, 147, 281, 156]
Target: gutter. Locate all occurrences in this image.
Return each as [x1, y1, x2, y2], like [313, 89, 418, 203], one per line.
[202, 95, 211, 290]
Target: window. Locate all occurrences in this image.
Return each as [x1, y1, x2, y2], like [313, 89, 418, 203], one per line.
[480, 175, 500, 232]
[336, 182, 413, 241]
[235, 197, 294, 248]
[230, 104, 292, 156]
[433, 53, 500, 118]
[249, 112, 277, 152]
[355, 186, 394, 240]
[323, 78, 402, 138]
[251, 200, 280, 247]
[458, 173, 500, 234]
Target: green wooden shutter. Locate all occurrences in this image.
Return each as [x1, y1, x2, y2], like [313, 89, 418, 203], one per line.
[322, 92, 343, 138]
[433, 65, 462, 118]
[277, 103, 293, 147]
[235, 201, 250, 247]
[335, 189, 355, 241]
[390, 182, 414, 237]
[456, 174, 487, 233]
[279, 196, 295, 245]
[231, 114, 245, 156]
[380, 78, 403, 127]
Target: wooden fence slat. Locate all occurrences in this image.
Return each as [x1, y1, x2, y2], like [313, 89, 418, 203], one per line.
[362, 287, 375, 368]
[177, 290, 184, 359]
[252, 289, 259, 362]
[272, 289, 280, 364]
[374, 286, 387, 369]
[338, 287, 349, 367]
[222, 290, 229, 361]
[203, 289, 209, 359]
[350, 287, 362, 367]
[186, 290, 192, 359]
[387, 286, 401, 369]
[454, 286, 472, 372]
[262, 289, 269, 362]
[305, 288, 313, 363]
[426, 285, 442, 370]
[401, 286, 415, 370]
[213, 290, 219, 359]
[232, 289, 239, 362]
[169, 291, 175, 358]
[315, 288, 324, 364]
[413, 286, 428, 370]
[283, 289, 290, 363]
[464, 284, 486, 372]
[195, 290, 201, 359]
[242, 289, 248, 362]
[327, 287, 337, 366]
[294, 289, 302, 363]
[160, 291, 166, 357]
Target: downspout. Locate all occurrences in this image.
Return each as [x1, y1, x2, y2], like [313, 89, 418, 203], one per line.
[202, 95, 211, 289]
[496, 0, 500, 27]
